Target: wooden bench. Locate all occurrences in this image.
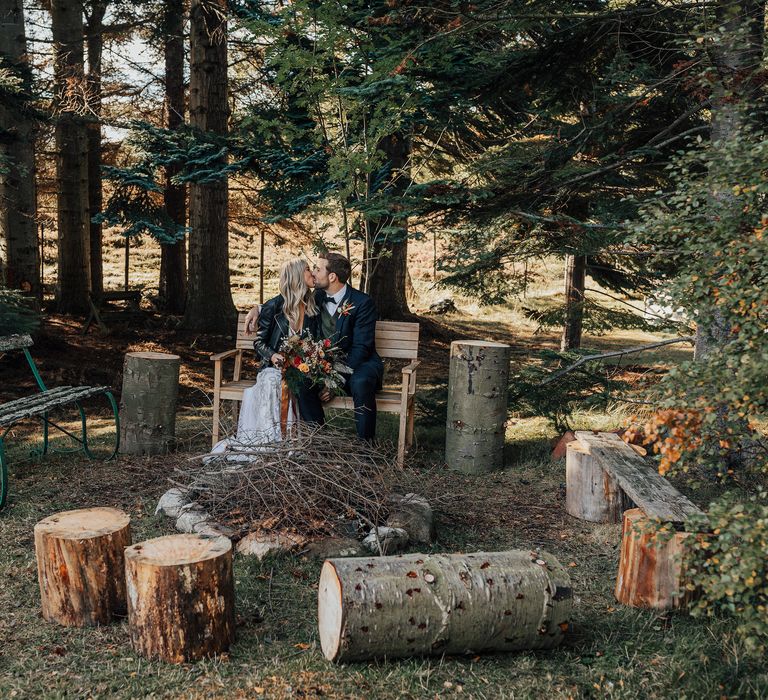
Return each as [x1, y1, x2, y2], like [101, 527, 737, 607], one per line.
[211, 314, 420, 466]
[82, 290, 143, 335]
[566, 431, 703, 610]
[0, 334, 120, 509]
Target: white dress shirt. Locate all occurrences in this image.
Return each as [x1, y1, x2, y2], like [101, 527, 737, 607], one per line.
[325, 285, 348, 317]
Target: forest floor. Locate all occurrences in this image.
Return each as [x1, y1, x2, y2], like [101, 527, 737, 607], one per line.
[1, 300, 766, 700]
[3, 230, 765, 698]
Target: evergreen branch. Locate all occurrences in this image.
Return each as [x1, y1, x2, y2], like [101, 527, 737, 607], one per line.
[540, 336, 695, 387]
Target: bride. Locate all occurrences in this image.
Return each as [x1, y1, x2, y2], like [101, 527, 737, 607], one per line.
[212, 258, 319, 451]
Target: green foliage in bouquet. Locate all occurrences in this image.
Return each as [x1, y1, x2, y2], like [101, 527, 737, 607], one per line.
[279, 332, 351, 397]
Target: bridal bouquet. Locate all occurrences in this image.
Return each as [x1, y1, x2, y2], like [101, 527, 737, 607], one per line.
[279, 332, 351, 396]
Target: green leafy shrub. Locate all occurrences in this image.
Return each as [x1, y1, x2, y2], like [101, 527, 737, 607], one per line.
[685, 493, 768, 656]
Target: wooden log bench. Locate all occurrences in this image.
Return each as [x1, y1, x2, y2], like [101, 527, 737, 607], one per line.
[211, 314, 420, 466]
[82, 290, 144, 335]
[0, 334, 120, 509]
[566, 431, 703, 610]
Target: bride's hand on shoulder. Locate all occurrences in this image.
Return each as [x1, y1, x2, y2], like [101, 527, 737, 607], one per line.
[245, 305, 261, 334]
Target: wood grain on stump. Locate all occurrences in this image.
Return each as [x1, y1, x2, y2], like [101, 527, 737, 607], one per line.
[565, 441, 625, 523]
[120, 351, 181, 455]
[34, 507, 131, 626]
[318, 550, 572, 662]
[125, 534, 235, 663]
[445, 340, 511, 474]
[615, 508, 693, 610]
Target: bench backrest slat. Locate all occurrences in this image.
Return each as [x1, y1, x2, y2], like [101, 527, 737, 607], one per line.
[574, 431, 703, 524]
[235, 313, 419, 359]
[0, 334, 33, 352]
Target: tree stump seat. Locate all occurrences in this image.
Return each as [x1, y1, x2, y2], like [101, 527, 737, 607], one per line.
[565, 431, 704, 610]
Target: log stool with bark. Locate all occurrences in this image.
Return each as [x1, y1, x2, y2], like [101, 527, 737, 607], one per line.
[35, 507, 131, 626]
[318, 550, 572, 662]
[125, 534, 235, 663]
[565, 432, 703, 610]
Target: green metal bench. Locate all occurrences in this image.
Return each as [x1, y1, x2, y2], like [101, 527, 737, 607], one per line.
[0, 334, 120, 508]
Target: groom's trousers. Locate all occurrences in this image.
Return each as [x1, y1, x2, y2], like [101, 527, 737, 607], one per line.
[296, 356, 383, 440]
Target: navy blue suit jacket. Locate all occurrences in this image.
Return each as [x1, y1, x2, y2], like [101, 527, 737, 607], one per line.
[316, 286, 382, 374]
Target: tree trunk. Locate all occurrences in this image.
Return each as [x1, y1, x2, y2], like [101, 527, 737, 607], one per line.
[34, 507, 131, 626]
[615, 508, 695, 610]
[561, 253, 586, 351]
[565, 441, 625, 522]
[125, 534, 235, 663]
[51, 0, 90, 314]
[85, 0, 107, 299]
[318, 550, 573, 662]
[696, 0, 764, 360]
[159, 0, 187, 313]
[363, 132, 411, 320]
[182, 0, 236, 332]
[119, 351, 180, 454]
[0, 0, 40, 299]
[445, 340, 511, 474]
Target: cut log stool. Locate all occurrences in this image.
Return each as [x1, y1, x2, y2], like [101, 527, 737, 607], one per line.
[615, 508, 695, 610]
[318, 550, 572, 662]
[35, 507, 131, 626]
[125, 534, 235, 663]
[445, 340, 511, 474]
[120, 351, 181, 455]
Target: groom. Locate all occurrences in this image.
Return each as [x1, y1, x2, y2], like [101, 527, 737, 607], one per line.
[302, 252, 383, 440]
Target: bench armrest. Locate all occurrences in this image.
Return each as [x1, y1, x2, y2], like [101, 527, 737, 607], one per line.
[401, 360, 421, 375]
[401, 359, 420, 395]
[210, 349, 240, 362]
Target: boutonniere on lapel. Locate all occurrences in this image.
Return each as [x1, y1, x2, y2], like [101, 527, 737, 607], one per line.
[338, 301, 355, 317]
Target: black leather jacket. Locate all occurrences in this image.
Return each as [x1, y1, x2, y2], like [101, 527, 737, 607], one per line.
[254, 295, 320, 364]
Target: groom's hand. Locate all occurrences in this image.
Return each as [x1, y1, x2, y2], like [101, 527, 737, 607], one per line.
[319, 388, 332, 402]
[244, 305, 260, 334]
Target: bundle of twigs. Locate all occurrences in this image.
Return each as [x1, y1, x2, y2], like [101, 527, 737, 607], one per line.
[173, 425, 400, 539]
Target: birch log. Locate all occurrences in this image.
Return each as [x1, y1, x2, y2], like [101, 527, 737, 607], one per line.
[125, 534, 235, 663]
[120, 351, 180, 455]
[35, 507, 131, 626]
[446, 341, 511, 473]
[318, 550, 572, 662]
[565, 441, 624, 522]
[615, 508, 694, 610]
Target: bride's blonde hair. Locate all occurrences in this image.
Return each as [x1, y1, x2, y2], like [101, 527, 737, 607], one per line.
[279, 258, 317, 330]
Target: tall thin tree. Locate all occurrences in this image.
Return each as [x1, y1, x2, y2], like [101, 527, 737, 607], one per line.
[182, 0, 235, 331]
[0, 0, 40, 299]
[84, 0, 107, 299]
[159, 0, 187, 313]
[51, 0, 91, 313]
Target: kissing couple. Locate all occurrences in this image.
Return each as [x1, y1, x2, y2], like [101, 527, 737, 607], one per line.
[229, 252, 383, 447]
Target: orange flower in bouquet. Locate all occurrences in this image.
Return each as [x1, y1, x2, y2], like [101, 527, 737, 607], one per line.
[279, 332, 351, 396]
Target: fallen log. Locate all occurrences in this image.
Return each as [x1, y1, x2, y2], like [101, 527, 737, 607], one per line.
[34, 507, 131, 626]
[318, 550, 572, 662]
[125, 534, 235, 663]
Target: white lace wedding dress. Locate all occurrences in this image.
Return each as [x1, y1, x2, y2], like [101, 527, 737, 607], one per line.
[209, 367, 297, 457]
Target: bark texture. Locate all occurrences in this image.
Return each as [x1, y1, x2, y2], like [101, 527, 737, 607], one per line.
[318, 550, 572, 662]
[615, 508, 694, 610]
[0, 0, 40, 297]
[446, 340, 511, 473]
[565, 441, 624, 523]
[182, 0, 236, 332]
[159, 0, 187, 313]
[119, 351, 180, 454]
[84, 0, 107, 299]
[125, 534, 235, 663]
[52, 0, 90, 313]
[34, 507, 131, 626]
[363, 132, 411, 320]
[561, 254, 586, 351]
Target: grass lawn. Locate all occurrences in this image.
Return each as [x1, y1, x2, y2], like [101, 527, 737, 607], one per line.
[1, 404, 765, 700]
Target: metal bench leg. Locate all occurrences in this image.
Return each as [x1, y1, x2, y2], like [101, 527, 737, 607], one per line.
[77, 391, 120, 460]
[0, 436, 7, 509]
